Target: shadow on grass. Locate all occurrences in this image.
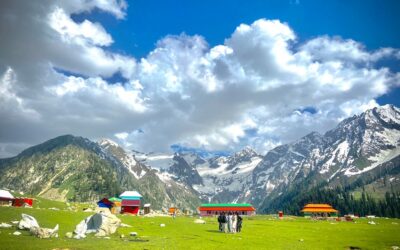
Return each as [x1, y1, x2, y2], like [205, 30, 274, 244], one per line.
[123, 238, 150, 242]
[206, 230, 223, 233]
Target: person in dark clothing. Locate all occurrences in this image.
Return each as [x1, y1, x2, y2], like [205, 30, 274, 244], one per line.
[236, 212, 243, 232]
[220, 212, 227, 232]
[217, 213, 223, 232]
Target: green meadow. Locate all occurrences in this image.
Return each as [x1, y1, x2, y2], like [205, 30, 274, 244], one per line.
[0, 200, 399, 250]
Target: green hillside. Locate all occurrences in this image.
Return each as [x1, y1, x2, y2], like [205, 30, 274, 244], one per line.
[0, 135, 201, 210]
[0, 144, 133, 202]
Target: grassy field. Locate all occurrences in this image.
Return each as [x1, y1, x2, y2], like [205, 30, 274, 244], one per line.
[0, 204, 400, 250]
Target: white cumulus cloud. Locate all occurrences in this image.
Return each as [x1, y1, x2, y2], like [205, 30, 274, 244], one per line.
[0, 3, 399, 157]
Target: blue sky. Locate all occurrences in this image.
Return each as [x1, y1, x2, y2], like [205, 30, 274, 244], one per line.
[74, 0, 400, 106]
[1, 0, 400, 157]
[76, 1, 400, 54]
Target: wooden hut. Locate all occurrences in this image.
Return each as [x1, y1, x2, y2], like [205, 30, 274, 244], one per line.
[0, 190, 14, 206]
[143, 203, 151, 214]
[198, 203, 256, 216]
[301, 203, 338, 217]
[120, 191, 142, 215]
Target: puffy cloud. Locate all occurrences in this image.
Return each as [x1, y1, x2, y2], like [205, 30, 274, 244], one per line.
[49, 7, 113, 46]
[300, 36, 398, 63]
[0, 3, 399, 157]
[58, 0, 128, 19]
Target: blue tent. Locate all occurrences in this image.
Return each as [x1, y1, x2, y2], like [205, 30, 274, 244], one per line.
[97, 198, 112, 208]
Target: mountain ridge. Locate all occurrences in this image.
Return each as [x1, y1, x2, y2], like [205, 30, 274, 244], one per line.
[0, 105, 399, 216]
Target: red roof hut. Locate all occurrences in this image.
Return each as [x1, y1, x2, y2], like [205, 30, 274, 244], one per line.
[301, 203, 338, 217]
[120, 191, 142, 215]
[198, 203, 256, 216]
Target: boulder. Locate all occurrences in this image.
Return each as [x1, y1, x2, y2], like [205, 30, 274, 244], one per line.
[94, 207, 111, 214]
[194, 219, 206, 224]
[18, 214, 59, 239]
[74, 210, 121, 238]
[0, 223, 12, 228]
[30, 224, 59, 239]
[18, 214, 39, 230]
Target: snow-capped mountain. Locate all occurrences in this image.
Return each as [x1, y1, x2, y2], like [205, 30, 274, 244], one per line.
[99, 139, 149, 179]
[194, 147, 262, 202]
[0, 135, 201, 210]
[138, 105, 399, 211]
[247, 104, 400, 210]
[134, 152, 203, 186]
[130, 145, 264, 203]
[98, 140, 202, 209]
[0, 105, 398, 214]
[135, 152, 175, 170]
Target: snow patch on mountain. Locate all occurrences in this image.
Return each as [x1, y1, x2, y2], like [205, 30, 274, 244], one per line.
[195, 155, 262, 194]
[99, 139, 119, 148]
[136, 153, 174, 170]
[121, 154, 147, 179]
[156, 171, 176, 183]
[320, 140, 349, 174]
[345, 146, 400, 176]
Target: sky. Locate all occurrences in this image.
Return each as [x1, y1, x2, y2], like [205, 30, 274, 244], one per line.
[0, 0, 400, 157]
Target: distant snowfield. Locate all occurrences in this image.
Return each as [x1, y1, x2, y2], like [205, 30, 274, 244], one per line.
[135, 153, 174, 170]
[345, 146, 400, 176]
[345, 126, 400, 177]
[197, 156, 261, 176]
[195, 156, 262, 195]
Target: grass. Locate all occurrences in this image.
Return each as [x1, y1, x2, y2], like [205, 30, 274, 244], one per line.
[0, 204, 400, 250]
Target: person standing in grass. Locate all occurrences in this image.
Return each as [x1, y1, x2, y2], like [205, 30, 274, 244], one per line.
[227, 212, 233, 233]
[220, 212, 228, 233]
[236, 212, 243, 233]
[232, 212, 237, 233]
[217, 213, 223, 232]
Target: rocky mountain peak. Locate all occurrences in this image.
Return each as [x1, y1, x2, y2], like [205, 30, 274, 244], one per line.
[17, 134, 99, 159]
[98, 138, 120, 149]
[235, 146, 258, 158]
[368, 104, 400, 126]
[169, 154, 203, 186]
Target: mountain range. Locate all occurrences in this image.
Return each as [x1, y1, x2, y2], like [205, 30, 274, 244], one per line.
[0, 105, 399, 214]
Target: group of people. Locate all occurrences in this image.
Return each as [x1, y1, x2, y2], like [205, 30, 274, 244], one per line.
[217, 212, 243, 233]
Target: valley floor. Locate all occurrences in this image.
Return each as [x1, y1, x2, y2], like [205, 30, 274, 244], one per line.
[0, 206, 399, 249]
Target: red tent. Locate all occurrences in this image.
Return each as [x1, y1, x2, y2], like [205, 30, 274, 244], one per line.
[97, 198, 113, 208]
[13, 198, 33, 207]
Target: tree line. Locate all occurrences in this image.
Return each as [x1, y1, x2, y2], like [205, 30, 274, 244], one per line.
[265, 185, 400, 218]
